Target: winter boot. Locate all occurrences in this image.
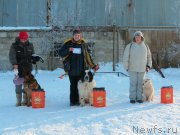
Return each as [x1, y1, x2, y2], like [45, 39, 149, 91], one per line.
[16, 94, 22, 106]
[21, 93, 28, 106]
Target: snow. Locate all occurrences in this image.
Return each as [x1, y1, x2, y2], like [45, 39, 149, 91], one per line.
[0, 63, 180, 135]
[0, 27, 51, 31]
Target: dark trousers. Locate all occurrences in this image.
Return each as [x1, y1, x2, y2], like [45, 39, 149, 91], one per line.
[68, 76, 81, 104]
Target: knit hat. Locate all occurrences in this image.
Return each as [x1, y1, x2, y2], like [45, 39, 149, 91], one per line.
[133, 31, 144, 41]
[73, 28, 81, 35]
[19, 31, 28, 40]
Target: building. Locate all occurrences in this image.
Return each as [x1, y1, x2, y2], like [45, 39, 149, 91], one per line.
[0, 0, 180, 70]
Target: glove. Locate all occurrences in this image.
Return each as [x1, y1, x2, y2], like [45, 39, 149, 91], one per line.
[13, 69, 19, 76]
[31, 54, 44, 64]
[32, 61, 36, 64]
[93, 64, 99, 72]
[31, 54, 39, 64]
[146, 65, 150, 72]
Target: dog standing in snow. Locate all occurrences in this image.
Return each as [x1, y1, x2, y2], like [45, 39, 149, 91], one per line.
[142, 78, 155, 102]
[78, 70, 96, 106]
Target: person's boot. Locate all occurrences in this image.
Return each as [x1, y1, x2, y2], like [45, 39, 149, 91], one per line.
[130, 100, 136, 104]
[21, 93, 28, 106]
[137, 100, 143, 103]
[16, 94, 22, 106]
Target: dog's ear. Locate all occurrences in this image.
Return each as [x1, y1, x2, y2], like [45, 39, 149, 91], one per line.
[80, 72, 85, 82]
[88, 71, 93, 82]
[143, 79, 147, 85]
[144, 78, 149, 83]
[148, 79, 152, 84]
[146, 79, 151, 83]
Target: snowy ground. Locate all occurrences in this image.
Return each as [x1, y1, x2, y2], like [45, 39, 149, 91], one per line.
[0, 63, 180, 135]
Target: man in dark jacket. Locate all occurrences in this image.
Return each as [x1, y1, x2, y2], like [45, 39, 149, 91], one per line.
[59, 29, 99, 106]
[9, 31, 34, 106]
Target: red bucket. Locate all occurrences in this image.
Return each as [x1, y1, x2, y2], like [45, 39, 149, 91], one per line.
[92, 87, 106, 107]
[32, 90, 45, 108]
[161, 86, 173, 104]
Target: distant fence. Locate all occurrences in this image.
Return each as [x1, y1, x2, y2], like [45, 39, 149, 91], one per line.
[1, 0, 180, 27]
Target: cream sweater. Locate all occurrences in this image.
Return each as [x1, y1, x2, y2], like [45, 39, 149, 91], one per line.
[123, 42, 152, 72]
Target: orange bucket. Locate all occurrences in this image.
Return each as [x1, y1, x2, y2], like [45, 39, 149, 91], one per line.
[32, 90, 45, 108]
[92, 87, 106, 107]
[161, 86, 173, 104]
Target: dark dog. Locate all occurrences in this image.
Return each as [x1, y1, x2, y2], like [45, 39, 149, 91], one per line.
[23, 71, 41, 106]
[78, 70, 96, 106]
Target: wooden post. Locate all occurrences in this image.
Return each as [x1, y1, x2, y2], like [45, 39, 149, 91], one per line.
[113, 24, 116, 71]
[116, 30, 119, 63]
[47, 0, 51, 26]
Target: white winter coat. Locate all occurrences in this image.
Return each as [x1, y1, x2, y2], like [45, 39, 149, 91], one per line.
[123, 42, 152, 72]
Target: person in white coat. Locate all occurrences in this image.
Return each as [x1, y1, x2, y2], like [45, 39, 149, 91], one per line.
[123, 31, 152, 103]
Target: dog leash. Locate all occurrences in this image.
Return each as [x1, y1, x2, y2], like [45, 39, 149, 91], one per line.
[93, 71, 129, 77]
[34, 64, 38, 76]
[59, 72, 68, 79]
